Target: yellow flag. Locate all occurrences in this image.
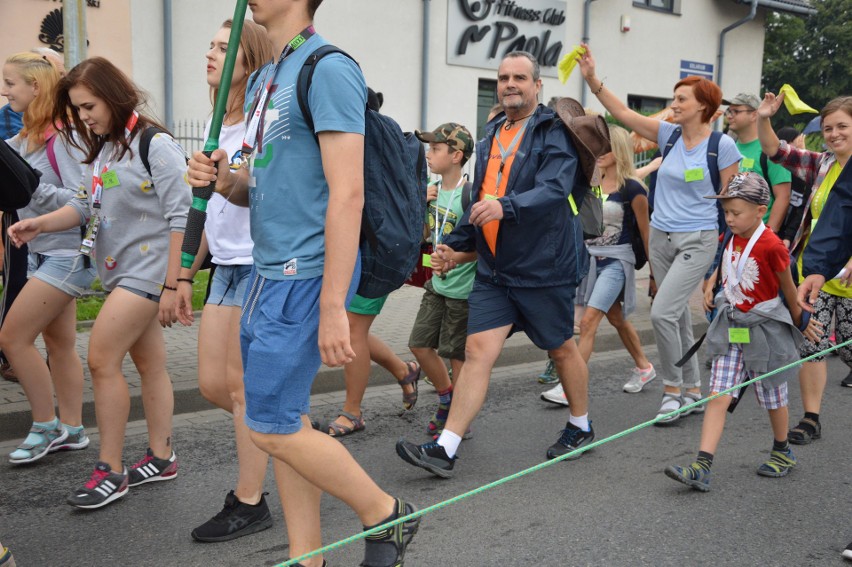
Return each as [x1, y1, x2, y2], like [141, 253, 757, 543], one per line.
[779, 84, 818, 115]
[558, 46, 586, 84]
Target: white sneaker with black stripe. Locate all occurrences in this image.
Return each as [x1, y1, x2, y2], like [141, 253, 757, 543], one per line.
[128, 448, 178, 486]
[67, 462, 129, 509]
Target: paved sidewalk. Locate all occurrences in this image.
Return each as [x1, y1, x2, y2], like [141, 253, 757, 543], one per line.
[0, 267, 708, 439]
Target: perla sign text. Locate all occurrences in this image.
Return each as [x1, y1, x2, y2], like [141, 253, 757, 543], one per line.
[447, 0, 567, 77]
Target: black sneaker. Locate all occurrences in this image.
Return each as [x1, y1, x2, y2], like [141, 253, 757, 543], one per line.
[395, 439, 455, 478]
[841, 371, 852, 388]
[67, 461, 129, 509]
[191, 490, 274, 542]
[842, 539, 852, 560]
[128, 448, 178, 486]
[361, 498, 420, 567]
[546, 422, 595, 461]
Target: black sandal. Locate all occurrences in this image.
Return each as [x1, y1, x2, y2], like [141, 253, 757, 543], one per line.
[788, 417, 821, 445]
[399, 362, 421, 410]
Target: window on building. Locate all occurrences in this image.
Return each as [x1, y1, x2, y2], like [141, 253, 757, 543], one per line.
[632, 0, 681, 14]
[476, 79, 499, 139]
[628, 94, 669, 115]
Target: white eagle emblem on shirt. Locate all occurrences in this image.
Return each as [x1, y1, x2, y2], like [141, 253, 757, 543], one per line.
[724, 248, 760, 307]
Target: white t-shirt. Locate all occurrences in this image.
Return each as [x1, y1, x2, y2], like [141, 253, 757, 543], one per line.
[203, 121, 253, 265]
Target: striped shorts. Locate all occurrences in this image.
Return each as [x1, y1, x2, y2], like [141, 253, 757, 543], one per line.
[710, 343, 787, 410]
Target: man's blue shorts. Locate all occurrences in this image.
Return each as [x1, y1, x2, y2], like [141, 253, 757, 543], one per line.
[241, 265, 359, 435]
[467, 279, 576, 351]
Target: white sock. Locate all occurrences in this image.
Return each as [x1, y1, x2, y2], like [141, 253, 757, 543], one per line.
[436, 430, 463, 458]
[568, 413, 590, 432]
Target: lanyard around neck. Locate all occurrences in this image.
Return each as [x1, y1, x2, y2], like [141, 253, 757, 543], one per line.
[725, 222, 766, 291]
[91, 111, 139, 209]
[434, 175, 467, 245]
[241, 26, 315, 156]
[493, 118, 530, 195]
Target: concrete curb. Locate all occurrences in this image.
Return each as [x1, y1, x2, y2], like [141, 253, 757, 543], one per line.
[0, 320, 707, 442]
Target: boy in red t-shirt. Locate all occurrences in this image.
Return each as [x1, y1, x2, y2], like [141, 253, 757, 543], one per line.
[665, 172, 821, 491]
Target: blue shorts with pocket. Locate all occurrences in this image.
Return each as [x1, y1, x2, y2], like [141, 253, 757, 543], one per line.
[28, 252, 96, 298]
[207, 263, 252, 308]
[466, 279, 576, 351]
[586, 260, 625, 313]
[240, 262, 359, 435]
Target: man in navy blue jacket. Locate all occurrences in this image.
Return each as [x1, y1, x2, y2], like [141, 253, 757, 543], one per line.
[397, 51, 593, 478]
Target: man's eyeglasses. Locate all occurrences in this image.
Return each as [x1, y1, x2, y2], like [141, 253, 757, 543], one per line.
[725, 108, 755, 117]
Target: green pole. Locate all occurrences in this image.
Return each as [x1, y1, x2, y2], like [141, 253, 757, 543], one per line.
[181, 0, 249, 269]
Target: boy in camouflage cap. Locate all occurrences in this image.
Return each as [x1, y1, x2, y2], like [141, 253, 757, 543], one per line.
[410, 122, 475, 441]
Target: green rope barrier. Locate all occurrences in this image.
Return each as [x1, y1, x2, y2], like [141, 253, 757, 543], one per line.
[278, 337, 852, 566]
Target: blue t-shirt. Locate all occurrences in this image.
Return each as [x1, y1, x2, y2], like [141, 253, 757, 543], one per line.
[245, 34, 367, 280]
[653, 121, 741, 233]
[0, 104, 23, 140]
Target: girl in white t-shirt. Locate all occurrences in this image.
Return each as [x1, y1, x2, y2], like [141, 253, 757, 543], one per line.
[175, 19, 275, 543]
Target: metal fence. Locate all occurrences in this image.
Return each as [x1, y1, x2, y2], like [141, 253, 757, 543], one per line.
[172, 119, 206, 155]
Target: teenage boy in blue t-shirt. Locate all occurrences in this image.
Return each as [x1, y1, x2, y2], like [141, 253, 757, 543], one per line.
[186, 1, 419, 565]
[408, 123, 476, 439]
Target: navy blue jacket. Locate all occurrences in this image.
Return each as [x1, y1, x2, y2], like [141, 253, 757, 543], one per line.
[443, 104, 589, 288]
[802, 159, 852, 279]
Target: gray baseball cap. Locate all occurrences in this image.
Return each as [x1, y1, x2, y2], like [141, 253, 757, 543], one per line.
[723, 92, 761, 109]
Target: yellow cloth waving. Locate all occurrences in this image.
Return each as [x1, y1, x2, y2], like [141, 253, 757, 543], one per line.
[779, 84, 818, 115]
[558, 45, 586, 84]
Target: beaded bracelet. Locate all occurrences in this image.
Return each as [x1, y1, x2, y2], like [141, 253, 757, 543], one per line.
[592, 80, 605, 96]
[162, 284, 177, 291]
[177, 278, 194, 284]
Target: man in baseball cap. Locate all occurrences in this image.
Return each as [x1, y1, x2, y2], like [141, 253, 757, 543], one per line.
[723, 92, 792, 234]
[415, 122, 474, 163]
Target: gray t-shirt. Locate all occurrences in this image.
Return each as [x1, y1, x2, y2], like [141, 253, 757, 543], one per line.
[67, 130, 191, 296]
[6, 133, 85, 255]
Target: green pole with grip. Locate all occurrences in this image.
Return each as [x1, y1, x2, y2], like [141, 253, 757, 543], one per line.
[180, 0, 249, 269]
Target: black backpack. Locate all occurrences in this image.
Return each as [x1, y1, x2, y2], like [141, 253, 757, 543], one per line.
[297, 45, 426, 299]
[0, 139, 40, 212]
[619, 183, 648, 270]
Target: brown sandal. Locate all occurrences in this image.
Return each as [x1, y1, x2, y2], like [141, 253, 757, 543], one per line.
[399, 361, 421, 410]
[323, 411, 366, 437]
[787, 417, 821, 445]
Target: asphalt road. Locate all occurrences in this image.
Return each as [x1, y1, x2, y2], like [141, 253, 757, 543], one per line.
[2, 348, 850, 566]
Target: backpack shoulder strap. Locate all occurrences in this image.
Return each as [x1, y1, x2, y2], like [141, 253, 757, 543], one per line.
[46, 133, 61, 183]
[139, 126, 170, 178]
[297, 44, 358, 138]
[661, 127, 682, 161]
[461, 180, 475, 212]
[759, 152, 770, 183]
[707, 130, 722, 193]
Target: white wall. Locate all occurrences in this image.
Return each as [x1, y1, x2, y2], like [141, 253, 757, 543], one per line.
[156, 0, 769, 142]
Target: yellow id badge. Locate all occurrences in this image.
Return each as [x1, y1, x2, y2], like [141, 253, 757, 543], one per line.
[729, 328, 750, 344]
[741, 157, 755, 169]
[684, 168, 704, 182]
[422, 253, 432, 267]
[101, 170, 120, 189]
[484, 194, 498, 200]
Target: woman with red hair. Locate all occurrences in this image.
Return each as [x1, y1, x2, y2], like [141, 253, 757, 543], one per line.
[578, 44, 741, 424]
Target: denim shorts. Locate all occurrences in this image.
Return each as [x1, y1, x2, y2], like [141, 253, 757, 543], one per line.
[207, 264, 252, 308]
[467, 279, 576, 351]
[28, 253, 97, 298]
[586, 260, 625, 313]
[117, 285, 161, 303]
[240, 265, 359, 435]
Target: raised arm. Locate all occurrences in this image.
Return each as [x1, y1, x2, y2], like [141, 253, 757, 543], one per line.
[757, 92, 785, 158]
[577, 44, 661, 143]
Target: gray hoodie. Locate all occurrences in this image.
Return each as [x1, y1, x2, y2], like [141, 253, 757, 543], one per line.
[66, 130, 191, 296]
[6, 133, 85, 254]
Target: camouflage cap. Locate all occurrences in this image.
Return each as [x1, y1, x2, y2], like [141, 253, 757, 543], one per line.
[705, 171, 770, 205]
[415, 122, 474, 160]
[722, 92, 761, 109]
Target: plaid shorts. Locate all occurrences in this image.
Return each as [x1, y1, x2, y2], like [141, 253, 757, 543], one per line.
[710, 343, 787, 410]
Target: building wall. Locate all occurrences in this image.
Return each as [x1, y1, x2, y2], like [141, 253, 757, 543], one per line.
[2, 0, 770, 144]
[0, 0, 133, 78]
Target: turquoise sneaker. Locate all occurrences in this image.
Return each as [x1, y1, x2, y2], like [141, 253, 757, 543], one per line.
[537, 359, 559, 384]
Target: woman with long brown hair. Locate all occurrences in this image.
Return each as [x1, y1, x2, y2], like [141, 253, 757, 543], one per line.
[9, 57, 191, 509]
